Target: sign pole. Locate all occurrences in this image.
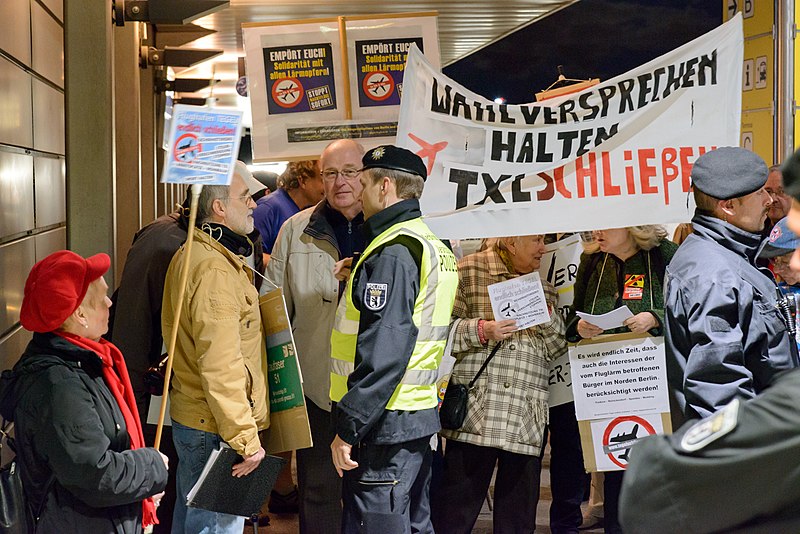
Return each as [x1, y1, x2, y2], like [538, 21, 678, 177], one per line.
[338, 16, 352, 120]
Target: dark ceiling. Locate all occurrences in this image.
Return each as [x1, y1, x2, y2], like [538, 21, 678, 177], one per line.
[444, 0, 722, 104]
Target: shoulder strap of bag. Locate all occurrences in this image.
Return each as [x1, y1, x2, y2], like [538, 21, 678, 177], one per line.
[1, 418, 55, 527]
[468, 341, 503, 388]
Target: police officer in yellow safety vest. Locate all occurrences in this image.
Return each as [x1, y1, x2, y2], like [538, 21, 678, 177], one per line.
[329, 145, 458, 533]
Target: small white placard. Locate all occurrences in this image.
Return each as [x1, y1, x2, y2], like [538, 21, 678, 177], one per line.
[487, 272, 550, 330]
[577, 306, 634, 331]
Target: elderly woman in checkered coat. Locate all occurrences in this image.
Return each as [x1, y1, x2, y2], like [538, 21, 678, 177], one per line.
[431, 236, 566, 534]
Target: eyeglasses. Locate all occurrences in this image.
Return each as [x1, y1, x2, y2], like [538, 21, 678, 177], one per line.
[321, 168, 361, 181]
[222, 193, 254, 204]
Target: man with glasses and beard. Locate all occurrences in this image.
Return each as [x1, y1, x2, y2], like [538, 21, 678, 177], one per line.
[162, 168, 269, 534]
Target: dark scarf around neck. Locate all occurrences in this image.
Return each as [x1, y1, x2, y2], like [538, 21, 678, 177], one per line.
[200, 222, 253, 257]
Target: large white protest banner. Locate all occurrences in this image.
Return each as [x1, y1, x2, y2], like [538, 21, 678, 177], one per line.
[244, 14, 439, 162]
[397, 15, 743, 238]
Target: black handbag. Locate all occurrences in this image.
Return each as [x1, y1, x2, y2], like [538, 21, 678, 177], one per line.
[0, 422, 29, 534]
[439, 341, 502, 430]
[0, 420, 53, 534]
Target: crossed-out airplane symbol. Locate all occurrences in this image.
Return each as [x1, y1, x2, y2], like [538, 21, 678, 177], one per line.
[276, 81, 300, 102]
[367, 74, 391, 95]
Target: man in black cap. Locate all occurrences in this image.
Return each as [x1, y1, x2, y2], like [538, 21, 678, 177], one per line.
[663, 146, 799, 426]
[329, 145, 458, 533]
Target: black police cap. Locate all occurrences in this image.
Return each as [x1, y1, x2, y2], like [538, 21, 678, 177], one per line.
[691, 147, 768, 200]
[362, 145, 427, 181]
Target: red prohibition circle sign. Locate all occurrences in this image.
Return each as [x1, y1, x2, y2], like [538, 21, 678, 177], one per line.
[601, 415, 656, 469]
[173, 133, 201, 163]
[272, 77, 304, 108]
[363, 71, 395, 101]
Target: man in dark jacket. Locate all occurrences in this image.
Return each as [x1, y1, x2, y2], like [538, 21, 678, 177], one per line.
[618, 148, 800, 533]
[329, 145, 458, 533]
[664, 147, 799, 426]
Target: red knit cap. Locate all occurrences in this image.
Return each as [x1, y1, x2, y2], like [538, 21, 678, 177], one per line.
[20, 250, 111, 333]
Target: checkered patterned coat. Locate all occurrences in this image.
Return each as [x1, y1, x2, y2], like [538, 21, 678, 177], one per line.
[440, 248, 567, 455]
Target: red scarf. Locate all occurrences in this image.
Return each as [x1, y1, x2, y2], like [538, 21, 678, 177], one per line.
[55, 331, 159, 528]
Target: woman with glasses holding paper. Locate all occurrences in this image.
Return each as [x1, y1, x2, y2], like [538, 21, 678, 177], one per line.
[431, 235, 567, 534]
[565, 225, 677, 534]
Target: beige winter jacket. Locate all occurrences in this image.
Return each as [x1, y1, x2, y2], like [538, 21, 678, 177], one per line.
[265, 204, 343, 412]
[162, 229, 269, 457]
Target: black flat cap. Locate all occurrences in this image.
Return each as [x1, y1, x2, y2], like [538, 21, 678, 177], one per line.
[362, 145, 427, 181]
[691, 147, 768, 200]
[781, 147, 800, 201]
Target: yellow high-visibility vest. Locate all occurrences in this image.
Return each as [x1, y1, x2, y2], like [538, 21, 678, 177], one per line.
[329, 217, 458, 410]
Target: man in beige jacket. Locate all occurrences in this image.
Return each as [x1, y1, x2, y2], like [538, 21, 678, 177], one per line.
[162, 167, 269, 534]
[266, 138, 365, 533]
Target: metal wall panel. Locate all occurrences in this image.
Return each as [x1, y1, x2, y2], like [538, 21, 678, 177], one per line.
[34, 227, 65, 261]
[32, 78, 64, 154]
[34, 156, 65, 227]
[38, 0, 62, 23]
[0, 326, 32, 369]
[0, 59, 33, 148]
[0, 237, 35, 336]
[0, 151, 34, 237]
[0, 0, 31, 66]
[31, 2, 63, 87]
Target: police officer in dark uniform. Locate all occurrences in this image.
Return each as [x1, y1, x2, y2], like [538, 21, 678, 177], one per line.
[329, 145, 458, 533]
[618, 148, 800, 533]
[620, 368, 800, 533]
[664, 147, 799, 427]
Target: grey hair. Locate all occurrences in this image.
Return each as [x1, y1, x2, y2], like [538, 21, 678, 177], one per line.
[194, 161, 252, 225]
[196, 185, 229, 226]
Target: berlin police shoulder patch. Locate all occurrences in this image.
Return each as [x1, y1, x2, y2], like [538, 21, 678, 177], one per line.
[679, 398, 739, 452]
[365, 282, 388, 311]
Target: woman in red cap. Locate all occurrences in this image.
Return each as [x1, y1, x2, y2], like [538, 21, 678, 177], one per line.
[0, 250, 169, 533]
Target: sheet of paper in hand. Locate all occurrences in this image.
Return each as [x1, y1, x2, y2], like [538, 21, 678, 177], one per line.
[488, 272, 550, 330]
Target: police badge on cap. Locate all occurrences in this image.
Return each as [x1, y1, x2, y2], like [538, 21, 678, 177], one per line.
[362, 145, 427, 180]
[365, 282, 388, 311]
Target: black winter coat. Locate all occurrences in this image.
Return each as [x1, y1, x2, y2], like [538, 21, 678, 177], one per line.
[0, 333, 168, 534]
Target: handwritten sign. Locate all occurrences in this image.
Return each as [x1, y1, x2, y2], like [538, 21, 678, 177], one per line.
[487, 271, 550, 329]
